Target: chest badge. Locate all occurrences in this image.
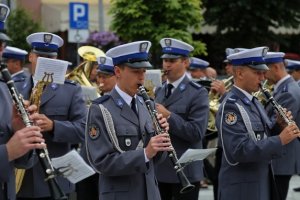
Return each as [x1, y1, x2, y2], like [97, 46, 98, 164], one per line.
[125, 138, 131, 147]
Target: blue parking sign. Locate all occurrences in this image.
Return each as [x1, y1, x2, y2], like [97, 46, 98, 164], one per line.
[69, 2, 89, 29]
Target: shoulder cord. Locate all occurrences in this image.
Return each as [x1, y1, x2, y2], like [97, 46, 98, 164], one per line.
[85, 104, 124, 174]
[99, 104, 124, 153]
[219, 100, 257, 166]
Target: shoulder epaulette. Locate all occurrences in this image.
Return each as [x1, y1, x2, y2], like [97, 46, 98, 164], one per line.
[190, 81, 202, 89]
[226, 94, 238, 103]
[64, 79, 77, 85]
[13, 77, 26, 82]
[92, 94, 110, 104]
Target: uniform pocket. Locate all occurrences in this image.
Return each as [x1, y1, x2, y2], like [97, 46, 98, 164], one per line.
[42, 107, 68, 116]
[101, 176, 130, 193]
[115, 125, 140, 151]
[223, 181, 259, 200]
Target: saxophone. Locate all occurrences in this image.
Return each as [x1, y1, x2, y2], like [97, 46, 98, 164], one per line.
[0, 65, 67, 199]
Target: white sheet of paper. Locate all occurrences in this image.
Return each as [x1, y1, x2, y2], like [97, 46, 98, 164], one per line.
[177, 148, 218, 164]
[145, 69, 162, 88]
[34, 57, 68, 84]
[51, 150, 95, 184]
[81, 85, 100, 103]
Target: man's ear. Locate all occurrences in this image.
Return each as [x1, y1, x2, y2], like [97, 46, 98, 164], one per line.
[28, 52, 34, 63]
[114, 65, 121, 78]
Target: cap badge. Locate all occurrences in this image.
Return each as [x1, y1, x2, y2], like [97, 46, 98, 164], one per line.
[165, 39, 172, 47]
[139, 42, 148, 52]
[100, 57, 106, 64]
[262, 47, 268, 56]
[44, 34, 53, 44]
[0, 6, 8, 21]
[225, 112, 237, 125]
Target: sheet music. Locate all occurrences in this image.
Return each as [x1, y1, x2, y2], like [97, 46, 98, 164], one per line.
[177, 148, 217, 164]
[145, 69, 162, 88]
[51, 150, 95, 184]
[81, 85, 100, 104]
[34, 57, 68, 84]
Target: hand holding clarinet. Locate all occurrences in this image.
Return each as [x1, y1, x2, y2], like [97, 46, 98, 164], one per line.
[259, 83, 300, 145]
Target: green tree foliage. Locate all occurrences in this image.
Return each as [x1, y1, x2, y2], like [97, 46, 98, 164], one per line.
[109, 0, 206, 65]
[202, 0, 300, 68]
[6, 8, 43, 52]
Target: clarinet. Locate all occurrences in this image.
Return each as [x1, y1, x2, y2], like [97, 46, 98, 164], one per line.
[259, 83, 294, 125]
[138, 85, 195, 194]
[0, 63, 67, 200]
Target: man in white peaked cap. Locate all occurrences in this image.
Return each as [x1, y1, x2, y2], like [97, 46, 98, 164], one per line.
[17, 32, 86, 200]
[2, 46, 30, 91]
[85, 41, 172, 200]
[264, 52, 300, 200]
[0, 5, 46, 200]
[216, 47, 300, 200]
[155, 38, 209, 200]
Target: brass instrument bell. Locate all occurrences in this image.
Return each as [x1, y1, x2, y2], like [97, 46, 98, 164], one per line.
[207, 76, 234, 134]
[66, 46, 104, 87]
[77, 46, 105, 78]
[66, 46, 105, 103]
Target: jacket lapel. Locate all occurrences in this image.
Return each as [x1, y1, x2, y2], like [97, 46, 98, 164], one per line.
[111, 89, 139, 126]
[40, 83, 58, 107]
[137, 96, 148, 142]
[21, 76, 34, 100]
[273, 77, 293, 97]
[231, 87, 255, 112]
[163, 76, 189, 107]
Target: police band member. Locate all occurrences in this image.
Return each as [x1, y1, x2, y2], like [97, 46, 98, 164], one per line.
[285, 59, 300, 85]
[76, 56, 116, 200]
[264, 52, 300, 200]
[0, 3, 9, 55]
[210, 48, 243, 97]
[188, 57, 209, 80]
[96, 56, 117, 95]
[85, 41, 172, 200]
[2, 46, 30, 91]
[16, 32, 86, 200]
[0, 5, 45, 199]
[155, 38, 209, 200]
[216, 47, 300, 200]
[0, 82, 46, 200]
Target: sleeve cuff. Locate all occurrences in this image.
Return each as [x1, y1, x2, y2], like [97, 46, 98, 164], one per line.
[144, 148, 149, 162]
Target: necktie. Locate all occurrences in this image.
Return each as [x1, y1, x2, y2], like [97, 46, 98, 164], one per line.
[165, 84, 173, 98]
[131, 97, 138, 116]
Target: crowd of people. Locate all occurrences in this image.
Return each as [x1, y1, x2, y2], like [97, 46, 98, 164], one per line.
[2, 3, 300, 200]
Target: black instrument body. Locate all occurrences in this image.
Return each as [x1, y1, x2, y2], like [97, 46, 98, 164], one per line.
[0, 63, 67, 200]
[138, 85, 195, 194]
